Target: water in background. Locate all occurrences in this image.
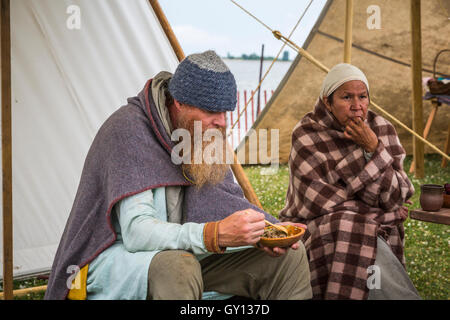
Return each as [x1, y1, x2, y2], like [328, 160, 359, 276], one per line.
[223, 58, 293, 148]
[224, 58, 292, 92]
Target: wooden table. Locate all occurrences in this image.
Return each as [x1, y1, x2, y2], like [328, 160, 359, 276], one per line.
[410, 207, 450, 225]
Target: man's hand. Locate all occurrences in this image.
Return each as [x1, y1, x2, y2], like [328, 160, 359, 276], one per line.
[218, 209, 265, 247]
[256, 222, 307, 257]
[344, 117, 378, 153]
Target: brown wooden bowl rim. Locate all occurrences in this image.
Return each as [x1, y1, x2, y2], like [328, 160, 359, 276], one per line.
[259, 225, 305, 240]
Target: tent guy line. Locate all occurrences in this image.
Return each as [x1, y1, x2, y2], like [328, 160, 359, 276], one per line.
[227, 0, 314, 134]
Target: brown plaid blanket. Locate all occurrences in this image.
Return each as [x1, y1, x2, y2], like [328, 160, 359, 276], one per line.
[279, 100, 414, 300]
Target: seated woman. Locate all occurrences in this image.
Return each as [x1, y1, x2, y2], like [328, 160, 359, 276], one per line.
[279, 63, 420, 300]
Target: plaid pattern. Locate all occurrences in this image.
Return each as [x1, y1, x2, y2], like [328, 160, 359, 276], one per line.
[279, 100, 414, 300]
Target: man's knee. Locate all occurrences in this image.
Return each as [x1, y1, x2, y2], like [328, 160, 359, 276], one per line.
[282, 241, 308, 268]
[282, 242, 313, 299]
[147, 250, 203, 300]
[296, 241, 309, 267]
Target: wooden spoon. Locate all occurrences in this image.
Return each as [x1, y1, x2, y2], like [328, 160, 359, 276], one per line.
[264, 220, 289, 236]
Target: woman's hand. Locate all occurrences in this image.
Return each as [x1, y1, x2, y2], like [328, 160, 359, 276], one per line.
[397, 200, 413, 220]
[344, 117, 378, 153]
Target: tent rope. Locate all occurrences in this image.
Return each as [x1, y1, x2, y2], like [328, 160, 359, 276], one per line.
[229, 0, 450, 161]
[229, 0, 272, 32]
[227, 0, 314, 135]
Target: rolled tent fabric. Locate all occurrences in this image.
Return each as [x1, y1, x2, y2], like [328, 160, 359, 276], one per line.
[0, 0, 178, 278]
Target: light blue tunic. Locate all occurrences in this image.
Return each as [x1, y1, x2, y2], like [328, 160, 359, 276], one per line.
[86, 187, 243, 300]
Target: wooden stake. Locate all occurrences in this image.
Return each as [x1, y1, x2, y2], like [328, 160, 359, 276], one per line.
[257, 44, 264, 115]
[343, 0, 353, 63]
[231, 149, 263, 209]
[410, 0, 424, 178]
[1, 0, 13, 301]
[409, 102, 438, 173]
[442, 124, 450, 168]
[244, 90, 248, 132]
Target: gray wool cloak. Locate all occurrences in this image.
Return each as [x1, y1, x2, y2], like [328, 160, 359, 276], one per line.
[44, 79, 277, 300]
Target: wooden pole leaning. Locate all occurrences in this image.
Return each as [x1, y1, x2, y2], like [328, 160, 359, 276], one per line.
[343, 0, 354, 63]
[231, 147, 263, 209]
[410, 0, 425, 178]
[0, 285, 47, 299]
[148, 0, 185, 62]
[1, 0, 13, 301]
[442, 124, 450, 168]
[409, 101, 439, 173]
[272, 31, 329, 73]
[148, 0, 263, 209]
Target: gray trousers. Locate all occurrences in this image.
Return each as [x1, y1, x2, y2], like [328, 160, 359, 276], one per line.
[147, 245, 313, 300]
[368, 236, 421, 300]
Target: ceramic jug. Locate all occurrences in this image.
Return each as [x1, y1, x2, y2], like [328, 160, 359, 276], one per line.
[420, 184, 444, 211]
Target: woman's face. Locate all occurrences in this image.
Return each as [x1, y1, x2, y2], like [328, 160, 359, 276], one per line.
[323, 80, 369, 127]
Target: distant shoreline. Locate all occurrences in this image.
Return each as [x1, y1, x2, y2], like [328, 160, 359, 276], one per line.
[223, 50, 292, 62]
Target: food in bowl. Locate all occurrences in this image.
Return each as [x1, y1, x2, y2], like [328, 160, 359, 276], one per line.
[259, 225, 305, 248]
[262, 226, 288, 238]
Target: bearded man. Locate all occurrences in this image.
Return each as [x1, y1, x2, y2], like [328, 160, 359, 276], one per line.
[45, 50, 312, 300]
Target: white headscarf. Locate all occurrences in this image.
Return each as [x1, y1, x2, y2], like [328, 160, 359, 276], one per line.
[319, 63, 369, 102]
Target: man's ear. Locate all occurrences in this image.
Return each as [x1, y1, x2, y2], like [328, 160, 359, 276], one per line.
[173, 99, 183, 111]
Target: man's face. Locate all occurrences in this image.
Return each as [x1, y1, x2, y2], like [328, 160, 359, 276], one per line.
[177, 104, 227, 131]
[174, 101, 230, 188]
[323, 80, 369, 127]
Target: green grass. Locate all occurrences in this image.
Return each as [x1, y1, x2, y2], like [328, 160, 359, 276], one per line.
[243, 154, 449, 300]
[402, 155, 449, 300]
[1, 155, 448, 300]
[0, 277, 47, 300]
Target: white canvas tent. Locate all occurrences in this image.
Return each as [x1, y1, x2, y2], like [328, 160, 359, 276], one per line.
[4, 0, 443, 300]
[0, 0, 179, 283]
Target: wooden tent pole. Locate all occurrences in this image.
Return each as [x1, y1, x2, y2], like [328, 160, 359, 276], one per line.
[410, 0, 424, 178]
[1, 0, 13, 300]
[231, 149, 262, 209]
[149, 0, 185, 62]
[343, 0, 353, 63]
[409, 102, 439, 173]
[0, 285, 47, 299]
[148, 0, 263, 209]
[442, 124, 450, 168]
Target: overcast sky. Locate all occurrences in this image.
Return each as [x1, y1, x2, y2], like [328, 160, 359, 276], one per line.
[159, 0, 327, 58]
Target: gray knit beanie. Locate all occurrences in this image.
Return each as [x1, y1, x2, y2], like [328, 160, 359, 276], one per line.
[168, 50, 237, 112]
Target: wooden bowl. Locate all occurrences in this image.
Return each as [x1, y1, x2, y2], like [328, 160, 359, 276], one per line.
[443, 194, 450, 208]
[258, 225, 305, 248]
